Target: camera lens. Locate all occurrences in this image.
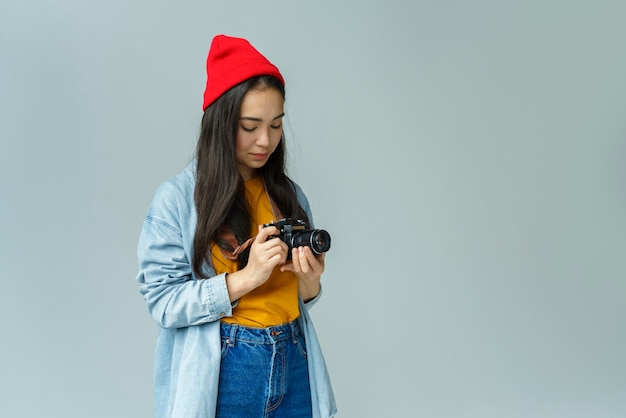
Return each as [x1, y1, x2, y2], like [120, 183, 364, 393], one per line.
[292, 229, 331, 255]
[310, 230, 331, 254]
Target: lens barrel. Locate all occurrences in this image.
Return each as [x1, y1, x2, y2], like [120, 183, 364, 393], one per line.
[291, 229, 331, 255]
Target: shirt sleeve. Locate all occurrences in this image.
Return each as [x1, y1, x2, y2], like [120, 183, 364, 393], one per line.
[136, 182, 234, 329]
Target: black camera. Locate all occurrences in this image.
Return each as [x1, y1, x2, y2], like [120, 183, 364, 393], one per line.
[263, 218, 331, 259]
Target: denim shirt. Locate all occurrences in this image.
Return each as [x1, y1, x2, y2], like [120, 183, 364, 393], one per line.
[136, 163, 336, 418]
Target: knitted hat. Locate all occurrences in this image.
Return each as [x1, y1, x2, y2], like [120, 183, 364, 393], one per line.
[202, 35, 284, 111]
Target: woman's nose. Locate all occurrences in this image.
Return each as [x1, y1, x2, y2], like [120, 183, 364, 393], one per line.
[256, 128, 271, 146]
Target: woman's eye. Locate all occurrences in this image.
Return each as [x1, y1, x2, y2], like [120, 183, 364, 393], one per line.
[241, 126, 256, 133]
[270, 124, 282, 130]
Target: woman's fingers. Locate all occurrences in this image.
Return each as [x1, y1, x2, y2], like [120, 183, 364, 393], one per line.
[283, 247, 325, 276]
[254, 224, 278, 243]
[250, 225, 288, 265]
[294, 247, 310, 274]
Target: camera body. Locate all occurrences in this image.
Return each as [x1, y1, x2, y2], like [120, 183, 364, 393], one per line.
[263, 218, 331, 259]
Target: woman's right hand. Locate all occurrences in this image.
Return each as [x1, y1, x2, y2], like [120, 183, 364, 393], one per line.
[225, 225, 288, 301]
[245, 224, 289, 285]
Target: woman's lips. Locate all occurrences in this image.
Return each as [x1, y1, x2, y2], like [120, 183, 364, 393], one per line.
[251, 153, 268, 160]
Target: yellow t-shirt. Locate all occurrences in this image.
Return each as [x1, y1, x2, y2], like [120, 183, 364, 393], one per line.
[210, 176, 299, 327]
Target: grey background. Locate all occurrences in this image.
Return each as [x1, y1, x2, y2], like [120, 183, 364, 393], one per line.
[1, 1, 625, 417]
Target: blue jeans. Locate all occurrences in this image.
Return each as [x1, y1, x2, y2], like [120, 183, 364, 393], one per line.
[216, 319, 313, 418]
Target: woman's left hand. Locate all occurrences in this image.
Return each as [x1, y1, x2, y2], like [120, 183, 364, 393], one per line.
[280, 247, 324, 302]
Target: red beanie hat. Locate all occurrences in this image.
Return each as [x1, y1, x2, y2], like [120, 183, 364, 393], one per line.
[202, 35, 285, 111]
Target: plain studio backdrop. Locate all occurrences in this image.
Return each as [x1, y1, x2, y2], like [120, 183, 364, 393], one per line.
[1, 1, 625, 417]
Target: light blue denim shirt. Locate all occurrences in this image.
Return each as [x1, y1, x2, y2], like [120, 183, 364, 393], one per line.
[136, 162, 336, 418]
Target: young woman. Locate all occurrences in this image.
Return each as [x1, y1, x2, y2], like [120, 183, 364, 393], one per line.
[136, 35, 336, 418]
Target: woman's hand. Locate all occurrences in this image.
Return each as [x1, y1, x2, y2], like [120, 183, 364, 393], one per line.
[226, 225, 288, 301]
[246, 225, 289, 283]
[281, 246, 324, 302]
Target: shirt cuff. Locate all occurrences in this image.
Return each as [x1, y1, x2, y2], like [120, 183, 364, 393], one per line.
[204, 272, 234, 321]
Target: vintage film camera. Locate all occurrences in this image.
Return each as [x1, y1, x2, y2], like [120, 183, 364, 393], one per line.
[263, 218, 331, 260]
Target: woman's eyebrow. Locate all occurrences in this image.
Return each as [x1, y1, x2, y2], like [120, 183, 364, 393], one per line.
[239, 112, 285, 122]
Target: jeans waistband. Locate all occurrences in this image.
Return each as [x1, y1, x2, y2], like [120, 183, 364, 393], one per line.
[220, 318, 301, 344]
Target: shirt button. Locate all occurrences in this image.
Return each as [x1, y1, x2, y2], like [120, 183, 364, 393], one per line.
[219, 312, 225, 318]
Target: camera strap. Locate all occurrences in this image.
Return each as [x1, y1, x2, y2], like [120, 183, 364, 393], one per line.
[217, 179, 284, 261]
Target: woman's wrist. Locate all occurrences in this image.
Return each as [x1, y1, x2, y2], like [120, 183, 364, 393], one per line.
[225, 269, 258, 302]
[298, 277, 321, 302]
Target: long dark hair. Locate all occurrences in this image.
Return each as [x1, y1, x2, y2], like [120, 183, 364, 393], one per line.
[192, 75, 308, 279]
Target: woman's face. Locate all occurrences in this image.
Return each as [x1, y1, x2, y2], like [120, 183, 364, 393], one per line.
[236, 87, 284, 181]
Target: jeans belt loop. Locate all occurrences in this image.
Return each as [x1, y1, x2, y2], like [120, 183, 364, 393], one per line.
[227, 323, 238, 347]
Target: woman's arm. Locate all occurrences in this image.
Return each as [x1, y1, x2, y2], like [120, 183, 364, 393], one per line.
[136, 215, 233, 329]
[137, 204, 289, 329]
